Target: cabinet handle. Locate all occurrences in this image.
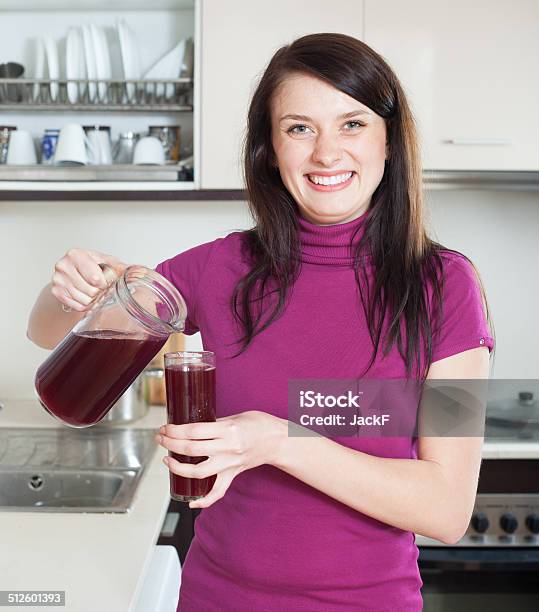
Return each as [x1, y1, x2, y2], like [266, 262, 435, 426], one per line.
[160, 512, 180, 538]
[443, 138, 511, 146]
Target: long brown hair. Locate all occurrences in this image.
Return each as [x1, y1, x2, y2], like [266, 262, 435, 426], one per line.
[231, 33, 494, 381]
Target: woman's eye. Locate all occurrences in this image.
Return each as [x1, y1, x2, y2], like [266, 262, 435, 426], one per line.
[344, 120, 364, 130]
[287, 124, 311, 135]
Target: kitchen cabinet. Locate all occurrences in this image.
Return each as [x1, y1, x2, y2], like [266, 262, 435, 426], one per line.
[0, 0, 196, 192]
[199, 0, 365, 190]
[364, 0, 539, 171]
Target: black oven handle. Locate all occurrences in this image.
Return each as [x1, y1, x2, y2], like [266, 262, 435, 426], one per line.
[419, 547, 539, 571]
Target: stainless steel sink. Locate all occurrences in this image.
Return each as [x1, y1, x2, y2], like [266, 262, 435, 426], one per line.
[0, 428, 158, 513]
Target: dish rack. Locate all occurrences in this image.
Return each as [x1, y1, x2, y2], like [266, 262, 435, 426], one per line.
[0, 77, 193, 111]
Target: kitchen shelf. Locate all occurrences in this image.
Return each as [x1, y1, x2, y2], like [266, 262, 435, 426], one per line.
[0, 78, 193, 112]
[0, 188, 239, 200]
[0, 163, 192, 182]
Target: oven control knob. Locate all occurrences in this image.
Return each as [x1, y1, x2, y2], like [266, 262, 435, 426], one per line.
[471, 512, 489, 533]
[500, 513, 518, 534]
[525, 514, 539, 534]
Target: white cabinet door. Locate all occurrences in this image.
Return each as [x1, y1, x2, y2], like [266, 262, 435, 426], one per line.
[365, 0, 539, 171]
[200, 0, 364, 189]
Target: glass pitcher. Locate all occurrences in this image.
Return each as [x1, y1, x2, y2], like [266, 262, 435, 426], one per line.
[35, 265, 187, 428]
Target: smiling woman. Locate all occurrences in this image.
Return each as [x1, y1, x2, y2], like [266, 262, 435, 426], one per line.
[146, 32, 498, 612]
[142, 33, 498, 612]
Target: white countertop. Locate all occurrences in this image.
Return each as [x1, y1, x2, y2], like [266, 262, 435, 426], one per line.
[0, 400, 172, 612]
[1, 400, 537, 612]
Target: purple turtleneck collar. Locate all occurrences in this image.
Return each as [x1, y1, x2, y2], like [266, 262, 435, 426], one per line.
[297, 210, 370, 265]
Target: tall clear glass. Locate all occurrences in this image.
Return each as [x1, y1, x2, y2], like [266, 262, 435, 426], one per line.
[164, 351, 216, 502]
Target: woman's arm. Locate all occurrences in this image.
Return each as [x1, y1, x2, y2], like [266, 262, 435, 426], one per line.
[268, 346, 489, 545]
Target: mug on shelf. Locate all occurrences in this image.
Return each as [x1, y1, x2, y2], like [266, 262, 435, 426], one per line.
[54, 123, 97, 166]
[40, 129, 60, 165]
[132, 136, 165, 165]
[6, 130, 37, 165]
[83, 125, 112, 165]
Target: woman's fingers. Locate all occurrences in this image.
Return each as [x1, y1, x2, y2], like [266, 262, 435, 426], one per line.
[50, 283, 92, 312]
[165, 455, 220, 479]
[190, 470, 235, 509]
[53, 261, 99, 298]
[52, 273, 97, 303]
[157, 435, 230, 457]
[161, 421, 227, 440]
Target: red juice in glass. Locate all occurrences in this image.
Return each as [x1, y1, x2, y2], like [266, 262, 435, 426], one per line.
[164, 351, 216, 501]
[35, 329, 167, 427]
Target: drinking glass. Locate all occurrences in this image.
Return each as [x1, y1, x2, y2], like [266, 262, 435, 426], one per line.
[164, 351, 216, 501]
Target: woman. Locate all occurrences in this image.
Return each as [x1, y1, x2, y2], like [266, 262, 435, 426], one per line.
[28, 33, 494, 611]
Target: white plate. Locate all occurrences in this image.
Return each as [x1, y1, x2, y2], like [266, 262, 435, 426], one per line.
[143, 39, 186, 99]
[117, 19, 140, 100]
[66, 27, 85, 104]
[90, 24, 111, 101]
[81, 25, 97, 102]
[43, 35, 59, 101]
[33, 37, 46, 100]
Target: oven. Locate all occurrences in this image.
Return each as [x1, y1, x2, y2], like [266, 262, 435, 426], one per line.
[417, 457, 539, 611]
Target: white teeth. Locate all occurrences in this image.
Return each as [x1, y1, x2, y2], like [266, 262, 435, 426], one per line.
[308, 172, 353, 186]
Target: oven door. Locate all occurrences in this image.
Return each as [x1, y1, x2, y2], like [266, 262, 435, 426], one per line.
[419, 547, 539, 611]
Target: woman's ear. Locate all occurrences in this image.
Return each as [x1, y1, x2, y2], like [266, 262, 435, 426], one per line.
[385, 141, 390, 160]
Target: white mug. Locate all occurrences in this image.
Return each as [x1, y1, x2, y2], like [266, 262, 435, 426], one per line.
[133, 136, 165, 165]
[84, 127, 112, 165]
[54, 124, 97, 165]
[6, 130, 37, 165]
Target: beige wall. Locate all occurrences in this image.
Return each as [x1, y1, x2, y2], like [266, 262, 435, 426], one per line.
[0, 189, 537, 399]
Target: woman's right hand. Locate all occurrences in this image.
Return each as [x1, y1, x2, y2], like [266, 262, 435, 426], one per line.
[51, 249, 128, 312]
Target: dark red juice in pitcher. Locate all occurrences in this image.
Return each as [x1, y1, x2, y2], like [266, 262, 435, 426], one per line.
[165, 363, 216, 500]
[35, 329, 167, 427]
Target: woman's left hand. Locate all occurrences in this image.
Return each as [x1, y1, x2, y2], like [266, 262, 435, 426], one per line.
[155, 411, 285, 509]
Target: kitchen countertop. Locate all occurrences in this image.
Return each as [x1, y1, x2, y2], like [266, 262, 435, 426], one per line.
[1, 400, 537, 611]
[482, 438, 539, 459]
[0, 399, 171, 612]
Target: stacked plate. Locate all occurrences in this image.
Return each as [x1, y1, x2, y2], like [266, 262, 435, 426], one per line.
[34, 24, 115, 103]
[32, 23, 191, 104]
[117, 19, 141, 101]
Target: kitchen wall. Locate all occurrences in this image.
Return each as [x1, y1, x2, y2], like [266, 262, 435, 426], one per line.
[0, 188, 537, 399]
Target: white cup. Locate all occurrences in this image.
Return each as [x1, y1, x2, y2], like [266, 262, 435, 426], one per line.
[54, 123, 97, 165]
[6, 130, 37, 165]
[133, 136, 165, 165]
[85, 128, 112, 165]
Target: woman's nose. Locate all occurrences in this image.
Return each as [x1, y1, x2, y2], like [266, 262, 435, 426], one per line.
[311, 135, 342, 166]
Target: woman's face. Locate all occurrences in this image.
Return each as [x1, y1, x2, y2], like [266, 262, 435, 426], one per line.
[270, 73, 388, 226]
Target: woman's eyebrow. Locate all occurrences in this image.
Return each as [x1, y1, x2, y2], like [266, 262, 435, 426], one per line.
[279, 110, 370, 122]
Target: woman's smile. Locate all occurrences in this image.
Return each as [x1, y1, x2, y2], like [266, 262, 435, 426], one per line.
[305, 170, 356, 192]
